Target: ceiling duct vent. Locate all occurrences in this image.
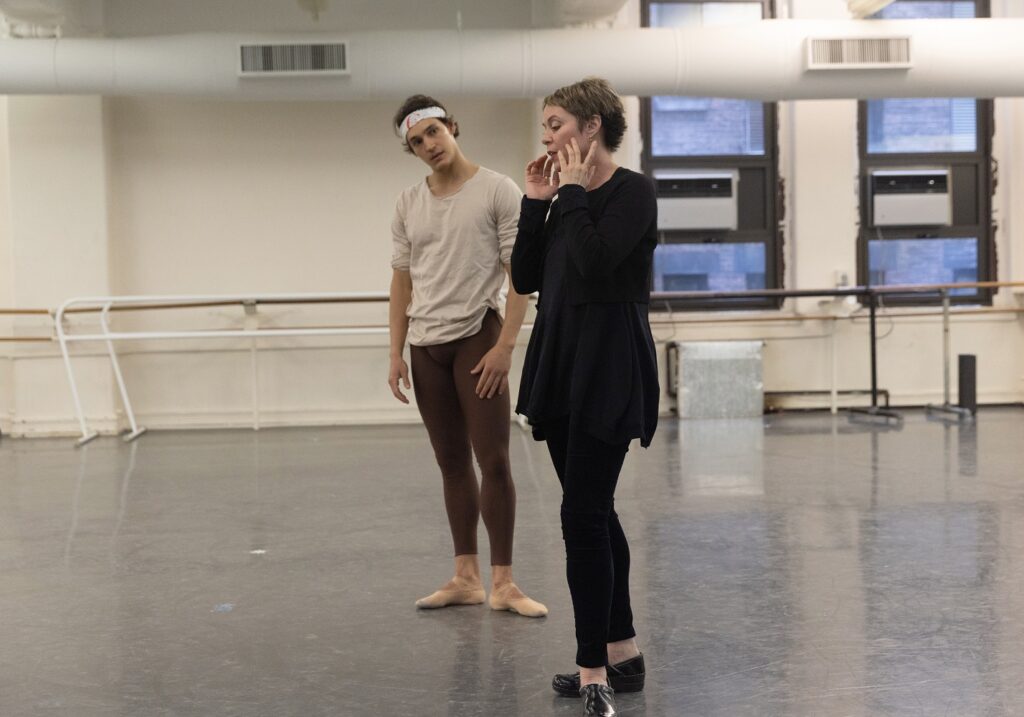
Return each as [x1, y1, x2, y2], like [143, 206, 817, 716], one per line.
[806, 37, 911, 70]
[239, 42, 348, 77]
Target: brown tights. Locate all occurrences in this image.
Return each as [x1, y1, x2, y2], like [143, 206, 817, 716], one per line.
[410, 311, 515, 566]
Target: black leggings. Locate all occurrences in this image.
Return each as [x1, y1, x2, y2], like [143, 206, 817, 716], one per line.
[544, 415, 635, 668]
[410, 310, 516, 566]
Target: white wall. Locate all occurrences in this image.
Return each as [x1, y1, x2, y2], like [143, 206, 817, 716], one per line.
[1, 96, 120, 436]
[0, 98, 13, 429]
[0, 0, 1022, 438]
[0, 99, 10, 304]
[107, 99, 528, 297]
[105, 97, 536, 430]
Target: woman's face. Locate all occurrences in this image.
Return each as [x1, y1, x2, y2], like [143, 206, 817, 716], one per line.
[540, 105, 592, 167]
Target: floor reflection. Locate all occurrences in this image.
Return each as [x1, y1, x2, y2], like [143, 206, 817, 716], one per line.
[0, 410, 1022, 716]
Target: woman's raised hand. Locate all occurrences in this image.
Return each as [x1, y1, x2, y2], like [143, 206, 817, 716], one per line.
[557, 138, 596, 189]
[524, 154, 559, 201]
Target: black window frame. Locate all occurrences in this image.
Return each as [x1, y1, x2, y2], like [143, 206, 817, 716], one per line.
[641, 0, 783, 312]
[857, 0, 994, 307]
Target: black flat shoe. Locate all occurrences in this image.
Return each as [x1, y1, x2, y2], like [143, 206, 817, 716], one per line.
[580, 683, 616, 716]
[552, 653, 645, 697]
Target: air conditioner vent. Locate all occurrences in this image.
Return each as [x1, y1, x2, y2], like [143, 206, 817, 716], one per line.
[239, 43, 348, 77]
[870, 168, 951, 227]
[806, 37, 911, 70]
[653, 169, 739, 231]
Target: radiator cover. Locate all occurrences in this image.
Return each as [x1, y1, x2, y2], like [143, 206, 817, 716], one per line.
[670, 341, 764, 419]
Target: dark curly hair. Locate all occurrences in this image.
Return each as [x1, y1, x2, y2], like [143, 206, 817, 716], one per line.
[543, 77, 626, 153]
[393, 95, 458, 154]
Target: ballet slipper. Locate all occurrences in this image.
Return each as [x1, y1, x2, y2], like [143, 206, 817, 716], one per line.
[488, 583, 548, 618]
[415, 586, 486, 609]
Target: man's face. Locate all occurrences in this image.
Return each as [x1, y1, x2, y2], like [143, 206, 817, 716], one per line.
[406, 118, 457, 170]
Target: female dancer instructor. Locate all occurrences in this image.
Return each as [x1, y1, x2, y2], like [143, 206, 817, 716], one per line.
[512, 78, 659, 716]
[388, 95, 546, 618]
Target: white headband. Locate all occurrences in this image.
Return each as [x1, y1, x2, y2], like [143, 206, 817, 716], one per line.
[397, 106, 447, 142]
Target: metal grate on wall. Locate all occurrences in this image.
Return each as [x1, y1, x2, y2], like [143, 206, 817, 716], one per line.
[806, 37, 911, 70]
[239, 43, 348, 76]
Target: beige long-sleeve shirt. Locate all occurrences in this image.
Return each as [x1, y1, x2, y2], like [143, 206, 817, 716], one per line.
[391, 167, 522, 346]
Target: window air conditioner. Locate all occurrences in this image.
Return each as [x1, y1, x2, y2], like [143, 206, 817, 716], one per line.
[654, 169, 739, 231]
[870, 168, 951, 227]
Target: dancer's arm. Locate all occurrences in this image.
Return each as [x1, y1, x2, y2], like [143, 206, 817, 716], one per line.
[510, 154, 556, 294]
[388, 269, 413, 404]
[470, 267, 528, 399]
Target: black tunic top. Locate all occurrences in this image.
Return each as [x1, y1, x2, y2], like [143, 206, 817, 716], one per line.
[512, 167, 660, 447]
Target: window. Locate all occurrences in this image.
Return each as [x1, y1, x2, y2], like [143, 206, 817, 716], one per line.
[858, 0, 994, 305]
[643, 0, 781, 310]
[653, 243, 767, 292]
[868, 237, 978, 296]
[651, 96, 766, 157]
[873, 1, 975, 18]
[867, 98, 977, 154]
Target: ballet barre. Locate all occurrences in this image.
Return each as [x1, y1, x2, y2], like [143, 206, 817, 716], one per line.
[51, 282, 1024, 445]
[0, 307, 52, 343]
[54, 293, 393, 446]
[654, 281, 1024, 423]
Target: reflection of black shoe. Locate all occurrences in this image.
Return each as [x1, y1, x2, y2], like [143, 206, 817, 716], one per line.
[552, 654, 645, 697]
[580, 683, 617, 716]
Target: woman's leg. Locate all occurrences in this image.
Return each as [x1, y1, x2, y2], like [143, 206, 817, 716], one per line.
[546, 416, 643, 697]
[409, 343, 484, 608]
[606, 508, 637, 650]
[543, 415, 570, 488]
[558, 418, 632, 670]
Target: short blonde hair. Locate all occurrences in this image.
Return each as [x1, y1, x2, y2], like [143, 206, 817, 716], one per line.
[543, 77, 626, 152]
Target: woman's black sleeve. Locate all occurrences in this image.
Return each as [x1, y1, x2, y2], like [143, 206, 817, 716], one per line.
[557, 175, 656, 279]
[510, 197, 552, 295]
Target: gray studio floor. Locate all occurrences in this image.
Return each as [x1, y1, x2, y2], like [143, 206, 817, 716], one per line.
[2, 408, 1024, 717]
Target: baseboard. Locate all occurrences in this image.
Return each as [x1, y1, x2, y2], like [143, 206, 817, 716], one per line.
[6, 415, 121, 439]
[5, 395, 1020, 439]
[132, 406, 433, 432]
[6, 408, 425, 438]
[764, 389, 1024, 412]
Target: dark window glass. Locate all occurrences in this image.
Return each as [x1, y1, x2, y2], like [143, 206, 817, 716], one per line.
[866, 2, 977, 155]
[652, 97, 766, 156]
[644, 1, 780, 309]
[654, 242, 767, 292]
[873, 1, 975, 18]
[868, 237, 978, 295]
[650, 2, 762, 25]
[649, 2, 765, 157]
[867, 98, 977, 154]
[859, 0, 989, 305]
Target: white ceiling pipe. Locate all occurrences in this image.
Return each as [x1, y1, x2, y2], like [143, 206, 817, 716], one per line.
[1, 20, 1024, 99]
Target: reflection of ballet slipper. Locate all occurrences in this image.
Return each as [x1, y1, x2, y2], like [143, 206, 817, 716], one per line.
[488, 583, 548, 618]
[415, 587, 486, 609]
